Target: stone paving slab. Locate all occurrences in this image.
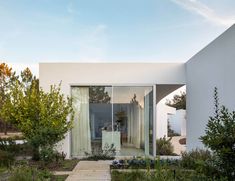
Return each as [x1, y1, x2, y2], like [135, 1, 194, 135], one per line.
[73, 161, 112, 172]
[53, 171, 73, 175]
[65, 161, 112, 181]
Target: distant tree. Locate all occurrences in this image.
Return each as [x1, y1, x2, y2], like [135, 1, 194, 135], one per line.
[166, 91, 186, 110]
[89, 86, 111, 103]
[130, 94, 139, 104]
[0, 63, 18, 134]
[167, 121, 180, 137]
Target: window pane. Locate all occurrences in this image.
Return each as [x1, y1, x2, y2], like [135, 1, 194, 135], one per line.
[113, 86, 153, 156]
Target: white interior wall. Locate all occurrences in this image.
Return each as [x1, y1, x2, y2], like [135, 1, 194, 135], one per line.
[168, 109, 186, 136]
[156, 102, 176, 139]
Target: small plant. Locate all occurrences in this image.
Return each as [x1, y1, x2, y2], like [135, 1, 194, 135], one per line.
[9, 165, 52, 181]
[180, 149, 211, 170]
[111, 157, 180, 169]
[156, 136, 175, 155]
[0, 149, 15, 168]
[84, 143, 115, 160]
[39, 147, 66, 166]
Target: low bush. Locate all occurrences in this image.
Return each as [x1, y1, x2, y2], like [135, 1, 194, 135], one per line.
[39, 147, 66, 166]
[111, 158, 180, 169]
[156, 137, 175, 155]
[0, 149, 15, 168]
[180, 149, 211, 170]
[84, 143, 115, 160]
[9, 165, 52, 181]
[111, 167, 209, 181]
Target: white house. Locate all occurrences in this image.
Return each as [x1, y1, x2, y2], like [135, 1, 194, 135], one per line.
[168, 109, 186, 136]
[39, 24, 235, 158]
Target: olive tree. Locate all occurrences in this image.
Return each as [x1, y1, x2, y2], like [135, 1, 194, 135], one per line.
[2, 68, 73, 160]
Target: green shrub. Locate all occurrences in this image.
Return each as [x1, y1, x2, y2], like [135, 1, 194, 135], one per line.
[200, 88, 235, 180]
[84, 143, 115, 160]
[156, 137, 175, 155]
[39, 147, 66, 165]
[0, 149, 15, 168]
[180, 149, 211, 170]
[9, 165, 52, 181]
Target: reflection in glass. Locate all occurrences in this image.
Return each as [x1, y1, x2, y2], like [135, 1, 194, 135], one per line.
[71, 86, 153, 156]
[89, 86, 112, 152]
[113, 86, 153, 156]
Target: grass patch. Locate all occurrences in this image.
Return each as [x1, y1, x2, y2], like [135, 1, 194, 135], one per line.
[15, 159, 79, 171]
[0, 166, 7, 173]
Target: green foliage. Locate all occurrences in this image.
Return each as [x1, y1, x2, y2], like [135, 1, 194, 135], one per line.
[1, 67, 74, 160]
[156, 136, 175, 155]
[200, 88, 235, 180]
[0, 149, 14, 168]
[84, 144, 115, 160]
[9, 165, 52, 181]
[166, 91, 186, 110]
[111, 167, 209, 181]
[167, 121, 180, 137]
[39, 147, 66, 166]
[0, 63, 19, 134]
[89, 86, 111, 103]
[180, 149, 211, 170]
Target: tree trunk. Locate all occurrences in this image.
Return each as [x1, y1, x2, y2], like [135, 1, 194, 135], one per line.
[4, 122, 7, 135]
[32, 146, 40, 161]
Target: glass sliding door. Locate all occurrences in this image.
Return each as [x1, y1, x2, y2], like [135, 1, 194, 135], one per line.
[71, 85, 154, 157]
[71, 86, 112, 156]
[112, 86, 153, 156]
[89, 86, 112, 152]
[71, 87, 91, 156]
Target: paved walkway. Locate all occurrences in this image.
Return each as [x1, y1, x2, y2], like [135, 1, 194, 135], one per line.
[170, 136, 186, 155]
[65, 160, 112, 181]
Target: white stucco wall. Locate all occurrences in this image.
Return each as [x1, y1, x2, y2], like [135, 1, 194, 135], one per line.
[39, 63, 186, 157]
[168, 109, 186, 136]
[186, 24, 235, 150]
[156, 102, 176, 138]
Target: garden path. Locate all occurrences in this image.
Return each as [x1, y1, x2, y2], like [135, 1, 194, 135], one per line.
[65, 160, 112, 181]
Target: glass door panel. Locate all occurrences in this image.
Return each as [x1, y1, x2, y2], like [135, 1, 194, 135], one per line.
[71, 85, 154, 157]
[112, 86, 153, 156]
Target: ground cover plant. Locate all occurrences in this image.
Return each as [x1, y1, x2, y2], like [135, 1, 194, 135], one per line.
[84, 143, 115, 161]
[111, 156, 228, 181]
[111, 157, 210, 181]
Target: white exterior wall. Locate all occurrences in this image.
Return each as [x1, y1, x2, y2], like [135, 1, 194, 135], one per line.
[156, 103, 176, 138]
[168, 109, 186, 136]
[186, 24, 235, 150]
[39, 63, 186, 157]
